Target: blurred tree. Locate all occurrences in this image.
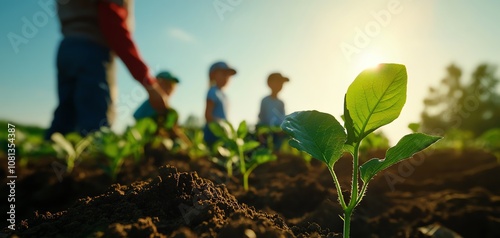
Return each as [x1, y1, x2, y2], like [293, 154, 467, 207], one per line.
[421, 63, 500, 136]
[183, 114, 203, 129]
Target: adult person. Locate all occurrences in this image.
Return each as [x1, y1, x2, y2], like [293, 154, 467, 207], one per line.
[45, 0, 168, 139]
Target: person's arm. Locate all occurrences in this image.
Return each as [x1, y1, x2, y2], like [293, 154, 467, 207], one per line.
[97, 1, 168, 112]
[205, 99, 215, 123]
[97, 1, 153, 85]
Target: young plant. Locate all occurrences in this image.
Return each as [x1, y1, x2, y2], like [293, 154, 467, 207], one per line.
[186, 128, 209, 159]
[281, 64, 441, 237]
[256, 125, 282, 151]
[209, 120, 260, 177]
[51, 132, 93, 173]
[94, 128, 134, 180]
[125, 117, 157, 162]
[243, 148, 277, 191]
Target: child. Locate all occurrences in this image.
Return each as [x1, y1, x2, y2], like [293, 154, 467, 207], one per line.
[257, 72, 290, 151]
[203, 61, 237, 146]
[134, 71, 189, 145]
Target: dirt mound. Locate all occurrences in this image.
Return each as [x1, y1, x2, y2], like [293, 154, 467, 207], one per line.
[13, 165, 313, 237]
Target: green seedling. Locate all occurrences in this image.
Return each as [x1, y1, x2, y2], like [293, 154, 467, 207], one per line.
[358, 131, 389, 160]
[186, 128, 209, 159]
[281, 64, 441, 237]
[256, 125, 283, 151]
[408, 122, 420, 133]
[51, 132, 93, 173]
[95, 128, 135, 180]
[209, 120, 260, 177]
[243, 148, 277, 191]
[125, 117, 157, 162]
[478, 128, 500, 161]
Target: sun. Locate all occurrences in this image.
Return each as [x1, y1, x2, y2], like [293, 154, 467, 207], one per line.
[355, 53, 386, 72]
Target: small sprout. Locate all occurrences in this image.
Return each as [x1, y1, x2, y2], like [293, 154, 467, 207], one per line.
[243, 148, 277, 191]
[51, 132, 92, 173]
[281, 64, 441, 238]
[95, 128, 135, 180]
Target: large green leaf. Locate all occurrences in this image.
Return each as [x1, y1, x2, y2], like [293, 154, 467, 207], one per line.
[346, 64, 407, 141]
[359, 133, 441, 183]
[281, 111, 346, 167]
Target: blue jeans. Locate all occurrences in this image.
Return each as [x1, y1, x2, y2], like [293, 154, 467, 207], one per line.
[45, 37, 116, 139]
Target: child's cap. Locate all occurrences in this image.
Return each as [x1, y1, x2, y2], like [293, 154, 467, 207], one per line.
[267, 72, 290, 83]
[156, 71, 180, 83]
[209, 61, 237, 75]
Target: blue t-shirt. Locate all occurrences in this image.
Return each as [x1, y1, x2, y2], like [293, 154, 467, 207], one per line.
[207, 85, 228, 120]
[134, 101, 156, 120]
[258, 95, 285, 126]
[134, 101, 178, 129]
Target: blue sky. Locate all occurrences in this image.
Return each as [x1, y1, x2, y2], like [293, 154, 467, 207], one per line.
[1, 0, 499, 144]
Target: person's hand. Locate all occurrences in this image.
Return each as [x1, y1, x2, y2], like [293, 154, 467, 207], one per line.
[146, 80, 169, 113]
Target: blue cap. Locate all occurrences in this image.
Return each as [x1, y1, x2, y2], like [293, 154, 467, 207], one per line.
[209, 61, 237, 75]
[156, 71, 180, 83]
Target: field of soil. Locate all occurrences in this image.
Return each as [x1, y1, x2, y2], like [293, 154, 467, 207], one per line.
[1, 148, 500, 237]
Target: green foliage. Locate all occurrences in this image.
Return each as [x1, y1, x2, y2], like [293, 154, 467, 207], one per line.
[345, 64, 407, 143]
[209, 120, 262, 188]
[282, 64, 441, 238]
[256, 126, 283, 151]
[0, 121, 57, 160]
[421, 63, 500, 136]
[185, 127, 209, 159]
[282, 111, 346, 168]
[408, 122, 420, 133]
[359, 131, 390, 157]
[243, 148, 277, 191]
[94, 128, 135, 180]
[51, 132, 93, 173]
[477, 128, 500, 160]
[359, 133, 441, 183]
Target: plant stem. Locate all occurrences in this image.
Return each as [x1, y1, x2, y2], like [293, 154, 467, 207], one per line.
[344, 142, 361, 237]
[355, 182, 369, 207]
[238, 147, 246, 174]
[343, 209, 353, 238]
[243, 165, 257, 191]
[349, 142, 361, 207]
[327, 166, 347, 210]
[226, 159, 233, 177]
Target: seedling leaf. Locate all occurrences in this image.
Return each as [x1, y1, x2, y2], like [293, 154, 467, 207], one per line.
[346, 64, 407, 140]
[208, 121, 227, 138]
[134, 117, 157, 135]
[242, 140, 260, 152]
[237, 121, 248, 139]
[281, 110, 346, 167]
[359, 133, 441, 183]
[248, 148, 277, 168]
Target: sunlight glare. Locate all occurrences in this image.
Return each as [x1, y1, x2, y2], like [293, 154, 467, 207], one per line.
[356, 53, 385, 72]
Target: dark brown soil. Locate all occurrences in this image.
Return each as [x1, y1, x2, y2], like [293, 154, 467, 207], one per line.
[2, 149, 500, 237]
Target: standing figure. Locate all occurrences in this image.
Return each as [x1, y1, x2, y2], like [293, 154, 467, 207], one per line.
[203, 61, 237, 146]
[257, 72, 290, 151]
[45, 0, 168, 139]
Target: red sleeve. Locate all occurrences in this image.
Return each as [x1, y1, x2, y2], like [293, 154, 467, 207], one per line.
[98, 2, 156, 86]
